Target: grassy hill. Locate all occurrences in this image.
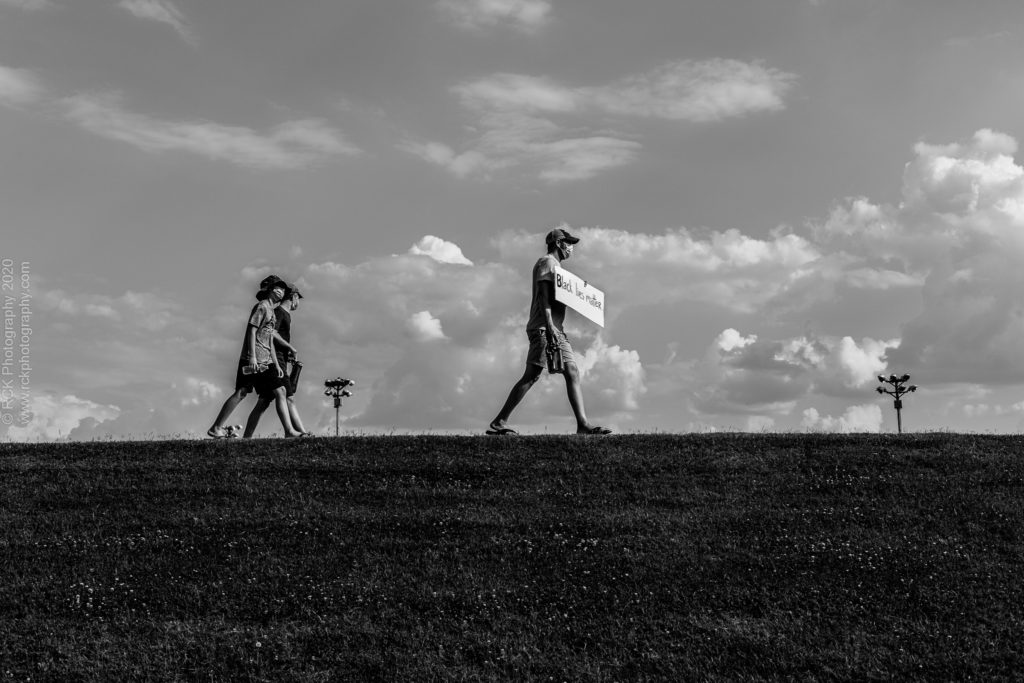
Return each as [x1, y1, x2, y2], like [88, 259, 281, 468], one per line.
[2, 433, 1023, 681]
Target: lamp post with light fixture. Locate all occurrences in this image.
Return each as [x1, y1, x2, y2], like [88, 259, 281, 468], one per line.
[324, 377, 355, 437]
[876, 374, 917, 434]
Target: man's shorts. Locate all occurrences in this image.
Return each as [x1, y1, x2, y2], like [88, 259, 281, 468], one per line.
[236, 362, 286, 397]
[264, 359, 297, 400]
[526, 328, 576, 369]
[252, 366, 287, 400]
[234, 361, 256, 393]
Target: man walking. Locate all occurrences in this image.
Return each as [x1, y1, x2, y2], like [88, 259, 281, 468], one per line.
[243, 283, 311, 437]
[488, 226, 612, 436]
[207, 275, 281, 438]
[208, 276, 304, 439]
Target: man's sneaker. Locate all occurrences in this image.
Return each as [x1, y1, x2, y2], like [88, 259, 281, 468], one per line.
[207, 426, 238, 439]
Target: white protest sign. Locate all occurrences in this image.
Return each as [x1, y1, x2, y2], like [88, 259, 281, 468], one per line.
[554, 266, 605, 327]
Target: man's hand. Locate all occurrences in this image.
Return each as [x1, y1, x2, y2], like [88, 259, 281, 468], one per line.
[247, 360, 259, 374]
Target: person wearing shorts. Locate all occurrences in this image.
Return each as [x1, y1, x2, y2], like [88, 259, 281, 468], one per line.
[208, 274, 282, 437]
[488, 226, 611, 436]
[243, 283, 310, 437]
[208, 277, 303, 438]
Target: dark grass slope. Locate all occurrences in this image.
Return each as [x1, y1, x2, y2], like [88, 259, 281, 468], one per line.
[2, 434, 1023, 681]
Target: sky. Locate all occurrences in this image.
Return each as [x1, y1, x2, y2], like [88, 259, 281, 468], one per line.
[3, 0, 1024, 439]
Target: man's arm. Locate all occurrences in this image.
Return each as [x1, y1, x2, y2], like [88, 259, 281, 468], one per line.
[270, 335, 284, 378]
[539, 279, 557, 337]
[246, 326, 258, 372]
[272, 331, 297, 357]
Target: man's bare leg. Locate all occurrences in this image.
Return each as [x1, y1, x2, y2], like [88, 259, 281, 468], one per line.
[209, 388, 249, 435]
[287, 399, 308, 434]
[564, 362, 611, 434]
[274, 388, 303, 437]
[491, 364, 544, 430]
[243, 396, 272, 438]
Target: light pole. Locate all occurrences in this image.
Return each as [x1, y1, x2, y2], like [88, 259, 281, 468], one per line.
[324, 377, 355, 437]
[876, 374, 917, 434]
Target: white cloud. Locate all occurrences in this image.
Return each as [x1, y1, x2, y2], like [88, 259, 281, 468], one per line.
[40, 288, 183, 331]
[833, 337, 898, 387]
[406, 59, 796, 183]
[718, 328, 757, 352]
[802, 404, 883, 433]
[455, 74, 578, 114]
[408, 235, 474, 265]
[588, 59, 796, 123]
[575, 339, 647, 412]
[813, 130, 1024, 385]
[406, 111, 640, 182]
[118, 0, 196, 46]
[178, 377, 223, 407]
[63, 93, 359, 170]
[437, 0, 551, 32]
[399, 141, 489, 179]
[5, 394, 121, 441]
[493, 226, 821, 315]
[691, 328, 898, 417]
[0, 65, 44, 107]
[407, 311, 448, 342]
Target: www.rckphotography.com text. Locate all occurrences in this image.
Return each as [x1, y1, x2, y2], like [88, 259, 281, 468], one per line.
[2, 259, 32, 428]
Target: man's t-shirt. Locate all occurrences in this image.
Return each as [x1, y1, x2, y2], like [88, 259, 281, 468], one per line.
[237, 303, 260, 366]
[526, 254, 566, 332]
[246, 299, 277, 366]
[274, 307, 292, 366]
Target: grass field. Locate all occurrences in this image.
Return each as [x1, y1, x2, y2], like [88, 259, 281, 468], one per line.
[2, 433, 1023, 681]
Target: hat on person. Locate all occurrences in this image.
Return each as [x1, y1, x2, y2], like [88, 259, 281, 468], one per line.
[545, 226, 580, 245]
[285, 283, 303, 299]
[259, 274, 286, 290]
[256, 274, 287, 300]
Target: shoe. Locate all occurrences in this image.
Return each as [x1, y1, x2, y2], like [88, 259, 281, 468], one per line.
[486, 425, 519, 435]
[577, 425, 612, 435]
[207, 426, 228, 439]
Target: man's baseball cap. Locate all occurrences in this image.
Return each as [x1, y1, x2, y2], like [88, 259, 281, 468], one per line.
[545, 227, 580, 245]
[285, 283, 303, 299]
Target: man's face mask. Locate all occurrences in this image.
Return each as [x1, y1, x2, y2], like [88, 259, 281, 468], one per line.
[559, 241, 574, 258]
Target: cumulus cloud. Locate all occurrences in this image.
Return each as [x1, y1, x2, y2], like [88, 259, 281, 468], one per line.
[436, 0, 552, 32]
[4, 394, 121, 441]
[406, 59, 795, 183]
[63, 93, 359, 170]
[407, 311, 448, 342]
[575, 339, 647, 412]
[118, 0, 196, 46]
[178, 377, 223, 407]
[0, 65, 44, 107]
[691, 328, 897, 417]
[802, 404, 883, 433]
[494, 226, 820, 315]
[813, 129, 1024, 385]
[408, 235, 474, 265]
